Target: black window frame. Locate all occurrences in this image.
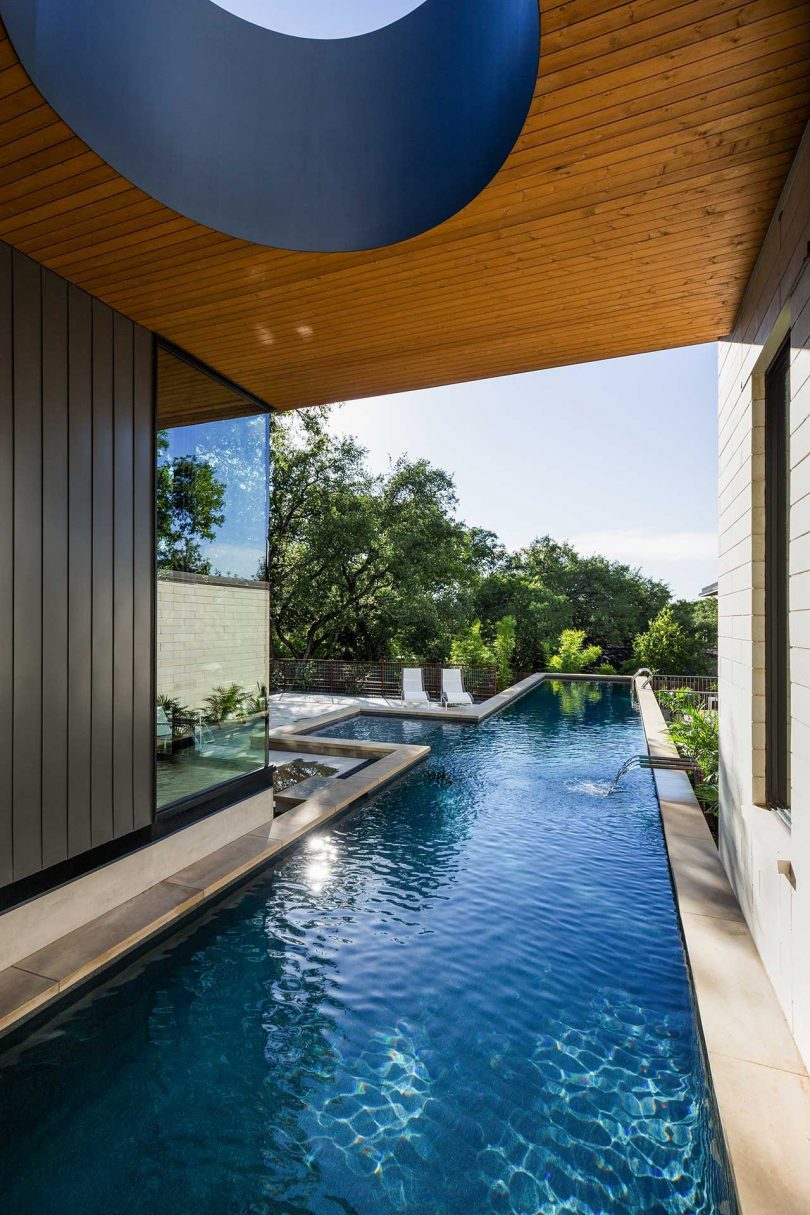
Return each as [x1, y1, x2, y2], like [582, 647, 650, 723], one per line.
[764, 335, 791, 818]
[154, 339, 275, 824]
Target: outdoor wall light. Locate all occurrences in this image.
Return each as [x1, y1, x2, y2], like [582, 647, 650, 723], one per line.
[0, 0, 540, 252]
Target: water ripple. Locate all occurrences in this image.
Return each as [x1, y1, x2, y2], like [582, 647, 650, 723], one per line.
[0, 682, 733, 1214]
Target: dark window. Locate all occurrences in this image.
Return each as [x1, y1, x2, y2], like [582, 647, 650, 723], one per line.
[765, 336, 791, 815]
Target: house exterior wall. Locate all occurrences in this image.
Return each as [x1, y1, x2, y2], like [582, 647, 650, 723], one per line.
[718, 121, 810, 1064]
[0, 243, 155, 891]
[157, 572, 269, 712]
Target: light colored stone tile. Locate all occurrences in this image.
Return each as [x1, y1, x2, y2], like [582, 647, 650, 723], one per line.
[164, 833, 278, 893]
[710, 1054, 810, 1215]
[683, 911, 805, 1074]
[17, 882, 203, 987]
[664, 830, 745, 921]
[0, 967, 57, 1032]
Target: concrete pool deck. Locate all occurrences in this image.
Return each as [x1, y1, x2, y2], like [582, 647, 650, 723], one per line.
[635, 676, 810, 1215]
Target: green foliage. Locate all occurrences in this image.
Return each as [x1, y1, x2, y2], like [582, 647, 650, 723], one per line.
[202, 683, 248, 724]
[264, 411, 714, 675]
[633, 606, 692, 673]
[595, 663, 616, 675]
[243, 683, 269, 716]
[267, 409, 476, 661]
[449, 621, 493, 667]
[492, 615, 517, 688]
[520, 537, 670, 651]
[547, 629, 602, 673]
[658, 688, 719, 812]
[633, 599, 717, 676]
[156, 431, 226, 574]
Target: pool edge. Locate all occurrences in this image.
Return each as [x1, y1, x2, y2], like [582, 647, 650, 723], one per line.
[635, 676, 810, 1215]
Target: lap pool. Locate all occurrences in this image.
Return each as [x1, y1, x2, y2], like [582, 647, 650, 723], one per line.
[0, 681, 734, 1214]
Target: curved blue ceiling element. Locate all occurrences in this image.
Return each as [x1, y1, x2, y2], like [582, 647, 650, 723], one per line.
[0, 0, 540, 252]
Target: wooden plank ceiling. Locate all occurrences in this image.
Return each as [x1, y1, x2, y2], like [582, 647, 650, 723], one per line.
[0, 1, 808, 413]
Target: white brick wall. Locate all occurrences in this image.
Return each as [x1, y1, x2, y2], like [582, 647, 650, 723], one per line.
[157, 572, 269, 710]
[718, 120, 810, 1064]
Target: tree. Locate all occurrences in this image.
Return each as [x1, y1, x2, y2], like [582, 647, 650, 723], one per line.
[632, 606, 694, 672]
[520, 537, 670, 650]
[547, 629, 602, 673]
[156, 431, 226, 573]
[668, 597, 718, 674]
[267, 410, 478, 660]
[474, 567, 571, 673]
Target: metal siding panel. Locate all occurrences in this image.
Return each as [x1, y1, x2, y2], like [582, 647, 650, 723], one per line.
[112, 312, 134, 838]
[0, 245, 13, 886]
[66, 284, 93, 858]
[132, 325, 155, 830]
[11, 251, 42, 880]
[91, 298, 114, 847]
[41, 269, 69, 868]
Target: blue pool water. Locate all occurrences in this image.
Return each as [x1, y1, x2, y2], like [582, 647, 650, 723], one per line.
[0, 681, 734, 1214]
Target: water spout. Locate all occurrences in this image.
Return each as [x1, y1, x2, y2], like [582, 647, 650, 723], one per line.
[608, 753, 701, 794]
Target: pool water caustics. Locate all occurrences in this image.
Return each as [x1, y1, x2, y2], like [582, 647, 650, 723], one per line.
[0, 682, 734, 1214]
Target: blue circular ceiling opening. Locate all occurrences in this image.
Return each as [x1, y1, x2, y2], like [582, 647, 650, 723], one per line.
[0, 0, 540, 253]
[209, 0, 430, 39]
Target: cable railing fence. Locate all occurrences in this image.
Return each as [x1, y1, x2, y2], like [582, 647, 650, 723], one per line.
[271, 658, 498, 702]
[649, 673, 718, 710]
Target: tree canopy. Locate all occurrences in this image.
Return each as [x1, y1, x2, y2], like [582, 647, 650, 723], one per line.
[266, 409, 716, 676]
[156, 431, 226, 574]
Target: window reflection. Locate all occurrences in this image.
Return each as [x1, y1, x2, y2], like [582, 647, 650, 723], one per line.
[156, 349, 270, 811]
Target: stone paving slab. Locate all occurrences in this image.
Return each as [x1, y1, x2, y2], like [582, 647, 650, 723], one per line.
[635, 677, 810, 1215]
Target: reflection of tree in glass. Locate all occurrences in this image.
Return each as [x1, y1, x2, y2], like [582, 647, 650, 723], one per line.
[157, 430, 226, 573]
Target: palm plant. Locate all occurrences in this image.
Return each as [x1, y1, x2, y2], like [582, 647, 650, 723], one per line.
[201, 683, 248, 724]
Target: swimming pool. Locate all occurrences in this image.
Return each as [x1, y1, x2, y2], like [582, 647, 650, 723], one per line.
[0, 681, 734, 1214]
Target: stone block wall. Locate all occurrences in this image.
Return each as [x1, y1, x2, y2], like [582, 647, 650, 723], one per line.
[157, 571, 269, 711]
[718, 120, 810, 1064]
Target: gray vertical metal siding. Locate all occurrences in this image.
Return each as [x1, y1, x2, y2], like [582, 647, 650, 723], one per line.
[0, 246, 155, 887]
[0, 245, 12, 887]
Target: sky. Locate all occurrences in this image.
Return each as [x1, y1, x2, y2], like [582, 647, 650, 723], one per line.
[209, 0, 426, 39]
[328, 344, 719, 601]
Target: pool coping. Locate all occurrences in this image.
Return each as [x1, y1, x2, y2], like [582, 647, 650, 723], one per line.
[0, 736, 430, 1037]
[0, 674, 547, 1038]
[271, 671, 548, 735]
[634, 676, 810, 1215]
[6, 671, 799, 1214]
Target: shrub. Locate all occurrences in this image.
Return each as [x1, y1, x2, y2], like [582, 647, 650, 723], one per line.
[547, 629, 602, 673]
[202, 683, 248, 724]
[449, 621, 493, 667]
[633, 606, 694, 674]
[492, 615, 517, 688]
[658, 688, 719, 812]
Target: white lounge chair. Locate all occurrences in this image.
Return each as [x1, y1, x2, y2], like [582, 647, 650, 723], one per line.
[442, 668, 474, 706]
[402, 667, 430, 706]
[156, 706, 173, 754]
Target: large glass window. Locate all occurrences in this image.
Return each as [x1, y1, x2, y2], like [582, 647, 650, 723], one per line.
[765, 336, 791, 817]
[156, 347, 270, 813]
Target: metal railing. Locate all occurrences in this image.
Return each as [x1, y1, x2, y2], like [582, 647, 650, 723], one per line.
[650, 673, 718, 710]
[270, 658, 498, 702]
